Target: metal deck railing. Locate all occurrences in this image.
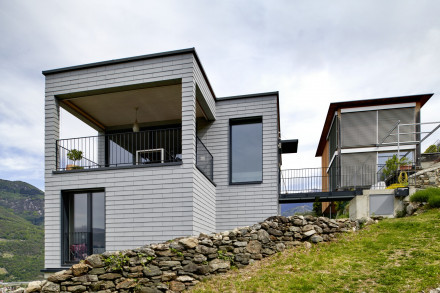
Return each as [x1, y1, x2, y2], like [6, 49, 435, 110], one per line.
[56, 127, 182, 170]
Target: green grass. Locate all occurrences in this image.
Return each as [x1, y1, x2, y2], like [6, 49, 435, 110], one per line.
[191, 209, 440, 293]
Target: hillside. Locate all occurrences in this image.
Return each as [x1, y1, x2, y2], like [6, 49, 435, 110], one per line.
[281, 203, 313, 217]
[0, 180, 44, 282]
[0, 179, 44, 225]
[192, 209, 440, 292]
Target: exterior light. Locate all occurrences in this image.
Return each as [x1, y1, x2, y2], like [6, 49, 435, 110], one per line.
[133, 107, 140, 132]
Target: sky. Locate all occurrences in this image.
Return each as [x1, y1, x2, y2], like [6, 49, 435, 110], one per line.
[0, 0, 439, 191]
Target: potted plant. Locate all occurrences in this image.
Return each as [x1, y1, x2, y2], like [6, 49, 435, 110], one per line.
[382, 155, 412, 179]
[66, 149, 83, 170]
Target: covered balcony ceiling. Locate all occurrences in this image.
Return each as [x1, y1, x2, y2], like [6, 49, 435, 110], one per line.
[60, 84, 206, 130]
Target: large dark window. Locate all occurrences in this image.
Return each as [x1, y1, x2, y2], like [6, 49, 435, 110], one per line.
[230, 117, 263, 184]
[62, 190, 105, 264]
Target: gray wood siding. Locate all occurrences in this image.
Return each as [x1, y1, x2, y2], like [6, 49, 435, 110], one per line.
[192, 167, 216, 234]
[44, 53, 215, 268]
[198, 96, 279, 232]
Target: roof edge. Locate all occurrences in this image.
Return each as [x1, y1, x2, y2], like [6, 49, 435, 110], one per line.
[217, 91, 279, 101]
[42, 47, 217, 100]
[42, 48, 196, 75]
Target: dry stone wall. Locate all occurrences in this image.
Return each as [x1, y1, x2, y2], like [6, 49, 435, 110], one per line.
[23, 215, 360, 293]
[410, 163, 440, 189]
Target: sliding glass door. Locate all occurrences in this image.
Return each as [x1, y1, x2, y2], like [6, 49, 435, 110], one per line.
[62, 190, 105, 264]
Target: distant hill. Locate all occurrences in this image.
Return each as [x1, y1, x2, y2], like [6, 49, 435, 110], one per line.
[0, 179, 44, 282]
[0, 179, 44, 225]
[281, 203, 313, 217]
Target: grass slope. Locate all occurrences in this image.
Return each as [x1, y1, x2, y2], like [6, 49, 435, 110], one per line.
[0, 206, 44, 281]
[191, 209, 440, 293]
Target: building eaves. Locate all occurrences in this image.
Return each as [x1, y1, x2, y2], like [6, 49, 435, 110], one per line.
[315, 93, 434, 157]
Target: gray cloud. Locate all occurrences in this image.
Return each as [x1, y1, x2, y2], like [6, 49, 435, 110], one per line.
[0, 0, 439, 190]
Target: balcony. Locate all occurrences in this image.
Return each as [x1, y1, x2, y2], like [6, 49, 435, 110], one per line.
[56, 127, 214, 181]
[56, 127, 182, 170]
[279, 165, 416, 203]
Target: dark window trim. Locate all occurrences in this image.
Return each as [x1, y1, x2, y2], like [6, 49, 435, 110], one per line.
[229, 116, 263, 185]
[61, 188, 105, 266]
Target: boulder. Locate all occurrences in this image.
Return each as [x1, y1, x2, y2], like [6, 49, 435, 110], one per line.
[267, 228, 283, 236]
[310, 235, 324, 243]
[66, 285, 86, 293]
[209, 259, 230, 271]
[176, 275, 195, 282]
[303, 230, 316, 237]
[257, 229, 271, 243]
[47, 270, 72, 282]
[99, 273, 122, 280]
[71, 263, 89, 276]
[25, 281, 43, 293]
[143, 265, 162, 277]
[179, 237, 199, 249]
[246, 240, 262, 254]
[85, 254, 104, 268]
[116, 278, 137, 289]
[41, 282, 60, 293]
[170, 281, 186, 292]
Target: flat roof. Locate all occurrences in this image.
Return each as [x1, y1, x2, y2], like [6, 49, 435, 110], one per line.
[315, 93, 434, 157]
[217, 91, 279, 101]
[42, 48, 217, 100]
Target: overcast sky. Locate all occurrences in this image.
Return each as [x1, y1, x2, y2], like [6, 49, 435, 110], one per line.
[0, 0, 439, 190]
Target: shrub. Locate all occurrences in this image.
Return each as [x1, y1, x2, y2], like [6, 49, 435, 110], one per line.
[410, 188, 440, 208]
[424, 144, 439, 153]
[428, 195, 440, 208]
[410, 189, 431, 203]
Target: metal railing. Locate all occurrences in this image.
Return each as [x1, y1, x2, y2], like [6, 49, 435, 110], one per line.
[280, 165, 415, 194]
[56, 127, 182, 171]
[196, 137, 213, 181]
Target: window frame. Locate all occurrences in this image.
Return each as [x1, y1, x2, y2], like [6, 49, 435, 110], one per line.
[229, 116, 263, 185]
[61, 188, 105, 266]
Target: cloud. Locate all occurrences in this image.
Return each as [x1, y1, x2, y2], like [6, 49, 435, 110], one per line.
[0, 0, 439, 191]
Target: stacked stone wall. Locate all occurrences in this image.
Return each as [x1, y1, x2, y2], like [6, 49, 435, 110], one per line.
[410, 163, 440, 189]
[23, 215, 360, 293]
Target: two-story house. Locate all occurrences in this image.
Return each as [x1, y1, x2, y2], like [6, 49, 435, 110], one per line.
[42, 48, 298, 272]
[315, 94, 433, 215]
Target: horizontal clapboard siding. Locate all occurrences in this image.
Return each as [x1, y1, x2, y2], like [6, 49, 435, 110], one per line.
[198, 95, 279, 232]
[44, 54, 203, 268]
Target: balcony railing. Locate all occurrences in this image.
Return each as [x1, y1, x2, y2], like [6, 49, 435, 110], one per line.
[196, 137, 213, 181]
[280, 165, 416, 194]
[56, 127, 182, 171]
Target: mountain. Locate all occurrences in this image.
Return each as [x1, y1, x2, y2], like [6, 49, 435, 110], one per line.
[0, 179, 44, 282]
[281, 203, 313, 217]
[0, 179, 44, 225]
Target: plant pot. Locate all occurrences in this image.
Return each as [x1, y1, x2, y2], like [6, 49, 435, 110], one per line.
[66, 164, 83, 170]
[399, 165, 412, 171]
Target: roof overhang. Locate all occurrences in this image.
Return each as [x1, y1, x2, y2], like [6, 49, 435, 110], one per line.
[315, 93, 434, 157]
[42, 47, 217, 101]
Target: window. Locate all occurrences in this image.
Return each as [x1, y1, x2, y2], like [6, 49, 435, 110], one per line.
[230, 117, 263, 184]
[62, 190, 105, 264]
